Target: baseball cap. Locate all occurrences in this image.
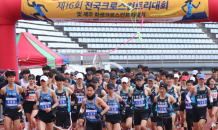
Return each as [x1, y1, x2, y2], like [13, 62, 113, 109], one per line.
[91, 77, 99, 83]
[110, 74, 117, 79]
[190, 77, 195, 81]
[74, 71, 79, 75]
[64, 70, 71, 74]
[192, 70, 198, 75]
[121, 77, 128, 83]
[135, 75, 143, 80]
[103, 73, 110, 78]
[148, 74, 155, 81]
[159, 82, 167, 91]
[87, 71, 93, 75]
[119, 68, 126, 73]
[173, 69, 179, 72]
[198, 74, 206, 79]
[40, 76, 48, 81]
[70, 72, 74, 75]
[76, 73, 84, 79]
[181, 76, 188, 81]
[174, 74, 179, 78]
[107, 82, 115, 89]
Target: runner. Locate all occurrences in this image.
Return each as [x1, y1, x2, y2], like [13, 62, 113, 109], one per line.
[34, 75, 58, 130]
[80, 84, 110, 130]
[55, 74, 74, 130]
[64, 70, 73, 85]
[49, 69, 58, 86]
[91, 77, 107, 98]
[95, 70, 107, 90]
[0, 70, 25, 130]
[142, 66, 149, 84]
[43, 72, 57, 90]
[103, 73, 110, 83]
[158, 70, 168, 85]
[102, 82, 126, 130]
[173, 74, 180, 87]
[137, 64, 143, 73]
[151, 82, 180, 130]
[110, 73, 121, 93]
[85, 71, 93, 85]
[71, 73, 86, 130]
[186, 74, 212, 130]
[166, 74, 181, 130]
[127, 75, 153, 130]
[117, 77, 134, 130]
[20, 69, 30, 88]
[179, 76, 188, 130]
[145, 74, 159, 130]
[23, 74, 40, 130]
[122, 73, 136, 89]
[207, 77, 218, 130]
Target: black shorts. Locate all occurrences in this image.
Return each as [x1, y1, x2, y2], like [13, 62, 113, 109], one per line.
[56, 112, 71, 129]
[86, 120, 102, 130]
[105, 114, 121, 124]
[71, 105, 85, 123]
[150, 111, 157, 122]
[134, 111, 149, 126]
[179, 104, 185, 111]
[192, 107, 207, 122]
[121, 109, 133, 122]
[157, 116, 172, 130]
[37, 110, 55, 124]
[3, 108, 22, 121]
[24, 102, 35, 113]
[207, 102, 218, 109]
[186, 112, 193, 126]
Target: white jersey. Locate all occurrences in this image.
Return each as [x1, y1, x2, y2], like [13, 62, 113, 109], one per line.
[20, 79, 29, 88]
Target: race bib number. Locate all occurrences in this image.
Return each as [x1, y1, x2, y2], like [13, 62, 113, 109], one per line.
[157, 105, 168, 113]
[26, 94, 36, 101]
[186, 102, 192, 109]
[211, 92, 217, 99]
[134, 99, 145, 107]
[197, 98, 207, 107]
[147, 96, 152, 104]
[86, 109, 97, 119]
[6, 98, 17, 106]
[78, 96, 84, 104]
[39, 102, 51, 110]
[108, 105, 118, 114]
[58, 98, 67, 107]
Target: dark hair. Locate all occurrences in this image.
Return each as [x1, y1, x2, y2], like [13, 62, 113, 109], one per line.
[137, 64, 143, 69]
[142, 66, 149, 71]
[125, 67, 131, 73]
[212, 68, 218, 72]
[182, 71, 189, 76]
[161, 70, 168, 76]
[136, 72, 145, 77]
[86, 68, 90, 73]
[28, 74, 35, 79]
[86, 83, 96, 90]
[166, 74, 174, 79]
[60, 69, 65, 74]
[89, 67, 96, 73]
[101, 69, 105, 73]
[42, 66, 51, 70]
[207, 77, 216, 86]
[111, 69, 117, 74]
[43, 72, 53, 78]
[95, 70, 102, 75]
[55, 74, 65, 81]
[23, 69, 30, 74]
[122, 73, 131, 78]
[149, 72, 154, 75]
[65, 77, 70, 83]
[49, 69, 57, 74]
[159, 68, 164, 73]
[186, 80, 193, 85]
[105, 70, 110, 73]
[5, 70, 16, 77]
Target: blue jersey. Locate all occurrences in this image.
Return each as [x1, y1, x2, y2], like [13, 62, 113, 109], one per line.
[5, 84, 20, 109]
[167, 85, 177, 101]
[55, 87, 70, 113]
[114, 84, 120, 92]
[184, 91, 193, 113]
[120, 87, 132, 110]
[85, 97, 102, 122]
[192, 84, 208, 108]
[132, 87, 149, 111]
[157, 94, 172, 117]
[106, 94, 120, 115]
[98, 81, 104, 89]
[39, 88, 53, 111]
[146, 84, 157, 105]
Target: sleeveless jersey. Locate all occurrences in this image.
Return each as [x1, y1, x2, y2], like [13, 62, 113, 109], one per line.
[132, 87, 148, 111]
[95, 88, 102, 98]
[74, 85, 85, 105]
[167, 85, 177, 101]
[180, 86, 187, 94]
[209, 85, 218, 102]
[25, 85, 37, 102]
[39, 88, 53, 111]
[5, 84, 20, 109]
[120, 87, 132, 109]
[192, 84, 208, 108]
[106, 94, 120, 115]
[114, 84, 120, 92]
[157, 94, 172, 118]
[20, 79, 30, 88]
[85, 97, 102, 122]
[55, 87, 70, 113]
[98, 81, 104, 89]
[146, 84, 157, 105]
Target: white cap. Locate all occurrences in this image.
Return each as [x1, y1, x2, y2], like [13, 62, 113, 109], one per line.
[40, 76, 48, 81]
[121, 77, 129, 83]
[64, 70, 71, 74]
[192, 70, 198, 75]
[76, 73, 84, 79]
[174, 74, 179, 78]
[190, 77, 195, 81]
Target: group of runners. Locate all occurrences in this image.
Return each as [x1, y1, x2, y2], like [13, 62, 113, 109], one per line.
[0, 64, 218, 130]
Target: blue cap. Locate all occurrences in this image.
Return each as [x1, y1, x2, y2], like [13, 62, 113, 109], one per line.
[198, 74, 206, 79]
[119, 68, 126, 73]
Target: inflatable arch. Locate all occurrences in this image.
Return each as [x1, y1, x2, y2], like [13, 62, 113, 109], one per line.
[0, 0, 218, 80]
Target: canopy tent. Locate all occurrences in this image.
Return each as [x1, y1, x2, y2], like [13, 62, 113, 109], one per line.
[16, 32, 69, 66]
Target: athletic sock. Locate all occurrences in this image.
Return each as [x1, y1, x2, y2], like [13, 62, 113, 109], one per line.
[181, 124, 184, 127]
[212, 122, 214, 128]
[184, 127, 187, 130]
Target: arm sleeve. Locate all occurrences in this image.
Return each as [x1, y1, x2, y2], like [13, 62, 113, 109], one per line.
[127, 96, 132, 104]
[152, 102, 157, 112]
[149, 94, 154, 104]
[209, 95, 213, 103]
[20, 92, 26, 105]
[71, 93, 78, 106]
[186, 92, 192, 103]
[120, 100, 126, 112]
[172, 103, 180, 111]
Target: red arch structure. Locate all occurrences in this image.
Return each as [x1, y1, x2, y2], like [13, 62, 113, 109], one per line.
[0, 0, 218, 80]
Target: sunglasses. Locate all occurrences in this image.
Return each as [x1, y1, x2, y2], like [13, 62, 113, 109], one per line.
[28, 78, 35, 80]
